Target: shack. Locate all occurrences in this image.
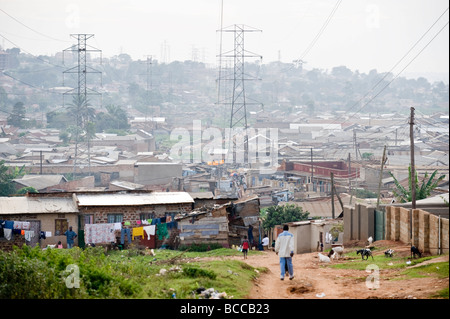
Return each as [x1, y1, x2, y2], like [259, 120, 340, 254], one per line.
[74, 190, 194, 249]
[176, 204, 229, 248]
[0, 193, 79, 250]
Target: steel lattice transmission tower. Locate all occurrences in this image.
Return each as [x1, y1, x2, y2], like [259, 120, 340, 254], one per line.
[62, 34, 102, 177]
[217, 24, 262, 163]
[63, 34, 102, 105]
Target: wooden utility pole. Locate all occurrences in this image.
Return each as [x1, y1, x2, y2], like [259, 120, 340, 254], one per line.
[311, 147, 314, 192]
[348, 153, 352, 204]
[410, 107, 416, 209]
[376, 145, 387, 210]
[331, 172, 335, 219]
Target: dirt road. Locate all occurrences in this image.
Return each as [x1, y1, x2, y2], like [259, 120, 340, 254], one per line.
[238, 241, 448, 299]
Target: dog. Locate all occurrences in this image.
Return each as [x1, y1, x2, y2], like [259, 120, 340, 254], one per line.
[356, 248, 373, 260]
[411, 246, 422, 258]
[384, 249, 394, 257]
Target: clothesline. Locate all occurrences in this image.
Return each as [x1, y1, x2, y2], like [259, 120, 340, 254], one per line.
[0, 220, 35, 241]
[84, 221, 177, 245]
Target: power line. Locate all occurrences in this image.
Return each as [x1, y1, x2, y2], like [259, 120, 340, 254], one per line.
[321, 9, 449, 129]
[346, 21, 449, 122]
[1, 71, 62, 95]
[0, 33, 65, 69]
[285, 0, 342, 72]
[0, 8, 70, 43]
[298, 0, 342, 61]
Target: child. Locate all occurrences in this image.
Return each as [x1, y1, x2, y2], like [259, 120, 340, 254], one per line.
[242, 236, 249, 259]
[57, 241, 63, 249]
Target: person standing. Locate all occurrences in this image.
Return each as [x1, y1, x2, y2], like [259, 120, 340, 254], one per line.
[261, 234, 269, 251]
[242, 236, 249, 259]
[275, 224, 294, 280]
[64, 226, 77, 249]
[247, 224, 254, 247]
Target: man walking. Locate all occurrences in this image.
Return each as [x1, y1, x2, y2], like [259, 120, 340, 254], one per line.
[275, 224, 294, 280]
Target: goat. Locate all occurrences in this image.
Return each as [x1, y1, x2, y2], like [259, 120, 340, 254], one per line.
[318, 252, 331, 263]
[411, 246, 422, 258]
[367, 236, 373, 245]
[356, 248, 373, 260]
[384, 249, 394, 257]
[328, 246, 345, 260]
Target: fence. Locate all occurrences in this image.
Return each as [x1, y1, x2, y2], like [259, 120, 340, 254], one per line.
[385, 206, 449, 255]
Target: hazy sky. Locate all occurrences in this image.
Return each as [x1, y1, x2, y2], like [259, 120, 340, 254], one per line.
[0, 0, 449, 82]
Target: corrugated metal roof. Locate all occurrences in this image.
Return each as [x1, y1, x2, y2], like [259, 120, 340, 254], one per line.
[0, 197, 79, 214]
[75, 192, 194, 206]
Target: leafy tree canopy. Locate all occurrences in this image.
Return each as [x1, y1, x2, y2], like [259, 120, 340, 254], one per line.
[0, 160, 26, 196]
[262, 204, 310, 230]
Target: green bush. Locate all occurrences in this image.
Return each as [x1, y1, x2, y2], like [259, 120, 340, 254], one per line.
[178, 242, 224, 252]
[183, 266, 217, 280]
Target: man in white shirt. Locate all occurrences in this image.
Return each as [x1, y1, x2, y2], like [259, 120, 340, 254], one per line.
[261, 234, 269, 250]
[275, 224, 294, 280]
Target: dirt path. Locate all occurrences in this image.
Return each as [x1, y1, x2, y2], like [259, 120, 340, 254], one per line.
[236, 241, 448, 299]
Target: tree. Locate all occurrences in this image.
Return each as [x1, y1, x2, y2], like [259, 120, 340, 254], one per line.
[262, 204, 310, 231]
[0, 160, 26, 196]
[389, 166, 446, 203]
[7, 102, 26, 128]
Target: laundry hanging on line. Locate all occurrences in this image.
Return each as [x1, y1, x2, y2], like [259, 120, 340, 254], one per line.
[84, 223, 115, 244]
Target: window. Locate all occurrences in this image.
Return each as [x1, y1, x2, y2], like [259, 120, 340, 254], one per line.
[80, 215, 94, 230]
[107, 214, 123, 223]
[139, 213, 155, 221]
[55, 219, 68, 236]
[84, 215, 94, 224]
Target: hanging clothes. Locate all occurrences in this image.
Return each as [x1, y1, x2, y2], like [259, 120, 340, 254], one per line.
[166, 221, 178, 229]
[132, 227, 144, 240]
[156, 223, 169, 240]
[4, 220, 14, 229]
[120, 228, 131, 245]
[143, 225, 156, 240]
[151, 218, 161, 225]
[84, 223, 115, 244]
[24, 230, 35, 242]
[3, 228, 12, 241]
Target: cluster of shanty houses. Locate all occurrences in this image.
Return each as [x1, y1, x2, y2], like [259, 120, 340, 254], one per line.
[0, 190, 261, 250]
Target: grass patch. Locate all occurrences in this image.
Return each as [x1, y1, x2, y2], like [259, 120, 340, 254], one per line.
[0, 245, 261, 299]
[431, 287, 449, 299]
[399, 262, 449, 279]
[329, 247, 437, 271]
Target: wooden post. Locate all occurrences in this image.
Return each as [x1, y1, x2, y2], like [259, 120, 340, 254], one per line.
[376, 145, 387, 210]
[410, 107, 416, 210]
[331, 172, 335, 219]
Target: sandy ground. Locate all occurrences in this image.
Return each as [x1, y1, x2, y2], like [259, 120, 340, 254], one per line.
[234, 240, 448, 299]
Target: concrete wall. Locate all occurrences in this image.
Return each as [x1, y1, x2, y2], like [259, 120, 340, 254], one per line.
[385, 205, 449, 255]
[343, 203, 375, 243]
[290, 223, 311, 254]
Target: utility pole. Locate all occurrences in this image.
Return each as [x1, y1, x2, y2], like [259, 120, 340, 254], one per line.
[395, 128, 398, 146]
[348, 153, 352, 204]
[376, 145, 387, 210]
[140, 55, 153, 131]
[331, 172, 335, 219]
[410, 107, 416, 209]
[311, 147, 314, 192]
